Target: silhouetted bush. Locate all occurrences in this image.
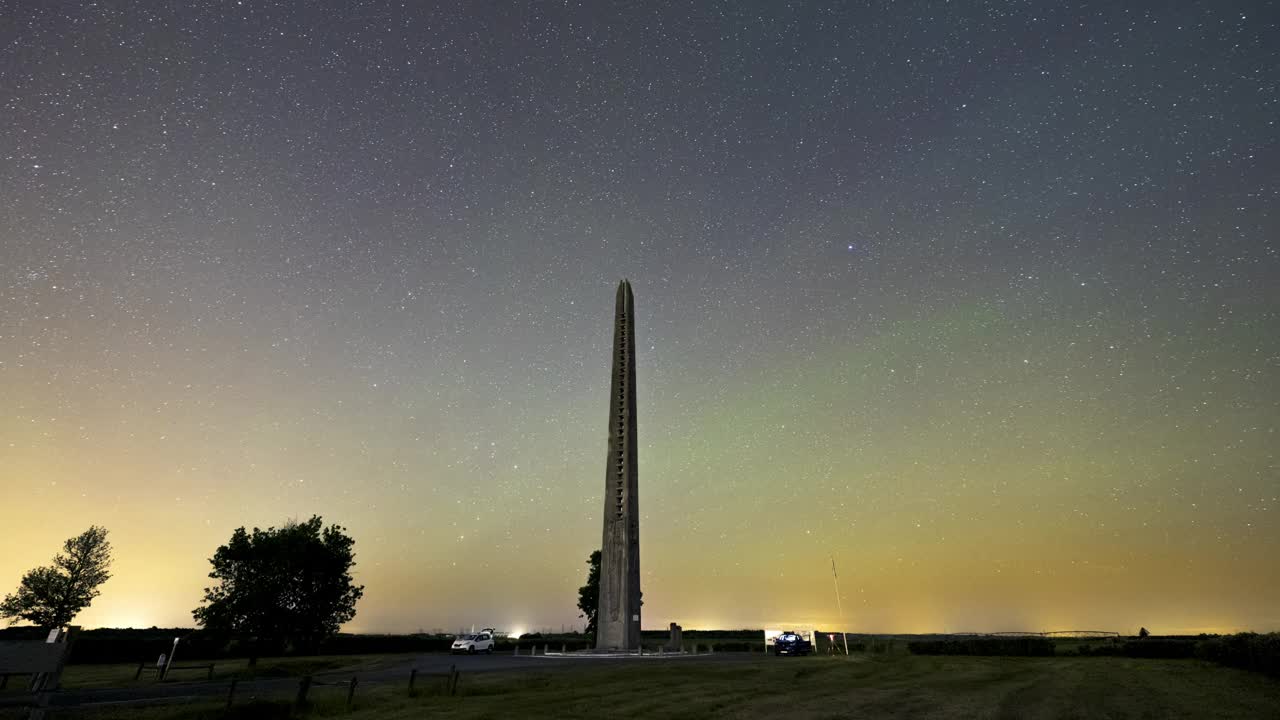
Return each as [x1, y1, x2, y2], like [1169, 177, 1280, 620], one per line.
[314, 633, 453, 655]
[706, 641, 757, 652]
[0, 627, 236, 664]
[1068, 641, 1117, 657]
[1196, 633, 1280, 677]
[1069, 638, 1198, 658]
[499, 637, 594, 652]
[1118, 639, 1197, 658]
[869, 639, 898, 654]
[0, 627, 468, 664]
[1061, 632, 1279, 676]
[908, 637, 1054, 656]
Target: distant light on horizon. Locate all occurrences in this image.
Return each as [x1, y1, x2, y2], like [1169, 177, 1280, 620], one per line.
[0, 0, 1275, 636]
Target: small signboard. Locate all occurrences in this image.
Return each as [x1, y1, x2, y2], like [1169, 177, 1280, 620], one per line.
[0, 643, 66, 674]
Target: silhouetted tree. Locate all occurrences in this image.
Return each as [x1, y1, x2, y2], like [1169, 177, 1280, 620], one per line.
[0, 526, 112, 629]
[192, 516, 363, 664]
[576, 550, 601, 643]
[1139, 627, 1150, 638]
[576, 549, 642, 644]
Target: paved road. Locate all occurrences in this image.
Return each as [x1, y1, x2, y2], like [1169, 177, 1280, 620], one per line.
[23, 651, 752, 709]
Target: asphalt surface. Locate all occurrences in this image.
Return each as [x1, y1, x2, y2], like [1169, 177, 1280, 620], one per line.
[10, 651, 753, 709]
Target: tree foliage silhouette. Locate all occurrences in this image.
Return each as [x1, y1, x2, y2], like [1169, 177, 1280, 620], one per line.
[192, 516, 363, 661]
[0, 526, 112, 629]
[576, 550, 601, 642]
[576, 549, 641, 643]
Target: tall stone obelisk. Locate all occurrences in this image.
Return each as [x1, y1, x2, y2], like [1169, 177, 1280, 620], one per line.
[596, 279, 641, 650]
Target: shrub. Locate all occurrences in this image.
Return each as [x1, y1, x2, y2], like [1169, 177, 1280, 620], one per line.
[1196, 633, 1280, 677]
[908, 637, 1055, 656]
[1117, 639, 1197, 659]
[704, 641, 756, 652]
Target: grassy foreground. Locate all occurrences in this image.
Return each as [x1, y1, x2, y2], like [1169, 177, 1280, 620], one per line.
[52, 653, 1280, 720]
[92, 655, 407, 687]
[0, 655, 405, 693]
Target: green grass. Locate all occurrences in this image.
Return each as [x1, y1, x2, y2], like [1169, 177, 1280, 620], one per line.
[0, 654, 411, 693]
[50, 654, 1280, 719]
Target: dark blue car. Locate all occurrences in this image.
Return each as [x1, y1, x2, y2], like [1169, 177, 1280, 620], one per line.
[773, 632, 812, 656]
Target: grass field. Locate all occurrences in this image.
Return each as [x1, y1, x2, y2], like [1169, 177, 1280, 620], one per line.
[0, 654, 405, 693]
[47, 653, 1280, 720]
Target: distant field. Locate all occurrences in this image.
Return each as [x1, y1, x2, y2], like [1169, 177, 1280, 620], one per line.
[52, 653, 1280, 719]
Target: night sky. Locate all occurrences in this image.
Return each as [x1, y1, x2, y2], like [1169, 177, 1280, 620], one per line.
[2, 1, 1277, 636]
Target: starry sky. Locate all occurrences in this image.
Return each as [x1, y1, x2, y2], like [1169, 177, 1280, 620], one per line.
[2, 1, 1277, 636]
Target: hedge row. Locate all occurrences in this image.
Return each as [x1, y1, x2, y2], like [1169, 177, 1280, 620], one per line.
[15, 626, 1272, 676]
[907, 637, 1056, 656]
[0, 628, 474, 664]
[1069, 639, 1198, 659]
[1196, 633, 1280, 677]
[907, 633, 1280, 676]
[0, 627, 764, 664]
[1065, 633, 1280, 674]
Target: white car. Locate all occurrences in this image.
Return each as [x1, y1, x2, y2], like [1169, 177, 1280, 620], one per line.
[451, 629, 495, 654]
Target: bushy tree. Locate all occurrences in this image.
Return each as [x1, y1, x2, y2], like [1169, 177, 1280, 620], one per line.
[192, 516, 363, 662]
[576, 550, 601, 641]
[0, 526, 112, 629]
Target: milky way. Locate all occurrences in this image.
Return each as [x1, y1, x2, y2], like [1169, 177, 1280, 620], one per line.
[2, 1, 1276, 634]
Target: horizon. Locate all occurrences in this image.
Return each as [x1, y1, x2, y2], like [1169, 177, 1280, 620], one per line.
[0, 622, 1261, 638]
[3, 2, 1276, 638]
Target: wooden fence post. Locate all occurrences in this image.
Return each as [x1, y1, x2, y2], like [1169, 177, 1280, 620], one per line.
[408, 668, 417, 693]
[226, 678, 238, 709]
[346, 676, 358, 709]
[294, 674, 312, 711]
[160, 636, 179, 682]
[43, 626, 79, 692]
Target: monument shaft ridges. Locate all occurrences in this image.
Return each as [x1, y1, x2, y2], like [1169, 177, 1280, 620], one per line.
[596, 280, 641, 650]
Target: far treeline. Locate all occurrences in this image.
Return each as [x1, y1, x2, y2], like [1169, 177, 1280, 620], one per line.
[2, 524, 1277, 679]
[0, 626, 768, 665]
[908, 634, 1280, 677]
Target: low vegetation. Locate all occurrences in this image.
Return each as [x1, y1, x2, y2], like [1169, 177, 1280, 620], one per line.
[1058, 633, 1280, 677]
[0, 627, 770, 665]
[49, 654, 1280, 720]
[908, 637, 1056, 656]
[0, 654, 401, 692]
[906, 632, 1280, 679]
